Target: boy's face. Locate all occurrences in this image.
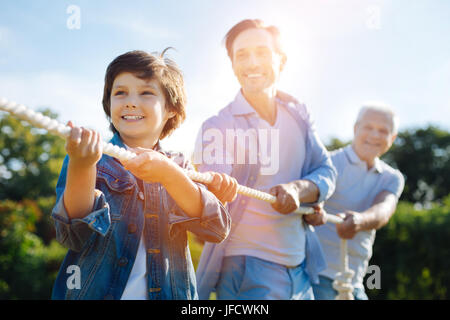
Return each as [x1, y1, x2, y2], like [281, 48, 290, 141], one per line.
[110, 72, 175, 148]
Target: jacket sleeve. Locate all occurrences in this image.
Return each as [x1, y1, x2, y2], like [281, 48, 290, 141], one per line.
[166, 152, 231, 244]
[51, 155, 111, 252]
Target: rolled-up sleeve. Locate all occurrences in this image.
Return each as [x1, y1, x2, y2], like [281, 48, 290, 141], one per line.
[302, 157, 337, 204]
[167, 150, 231, 243]
[52, 189, 111, 252]
[51, 155, 111, 252]
[168, 182, 231, 244]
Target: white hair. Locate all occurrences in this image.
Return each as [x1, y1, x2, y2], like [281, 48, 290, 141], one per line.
[356, 102, 399, 134]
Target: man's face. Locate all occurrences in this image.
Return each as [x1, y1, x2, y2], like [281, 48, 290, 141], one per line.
[352, 110, 397, 163]
[231, 28, 285, 95]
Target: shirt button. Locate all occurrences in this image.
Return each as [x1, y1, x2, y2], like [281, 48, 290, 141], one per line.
[138, 191, 144, 200]
[118, 257, 128, 267]
[128, 223, 137, 234]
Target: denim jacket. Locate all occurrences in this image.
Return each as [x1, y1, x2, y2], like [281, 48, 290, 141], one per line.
[194, 91, 337, 299]
[51, 133, 231, 300]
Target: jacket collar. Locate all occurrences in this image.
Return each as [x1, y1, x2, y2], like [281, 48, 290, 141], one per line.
[109, 132, 166, 158]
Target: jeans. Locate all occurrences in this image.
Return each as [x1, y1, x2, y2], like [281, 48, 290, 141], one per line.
[311, 275, 368, 300]
[216, 255, 314, 300]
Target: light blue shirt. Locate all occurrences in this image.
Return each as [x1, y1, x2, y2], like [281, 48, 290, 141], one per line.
[315, 145, 404, 288]
[224, 102, 307, 267]
[194, 91, 337, 299]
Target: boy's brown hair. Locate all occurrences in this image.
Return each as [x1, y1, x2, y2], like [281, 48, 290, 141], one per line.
[102, 49, 186, 140]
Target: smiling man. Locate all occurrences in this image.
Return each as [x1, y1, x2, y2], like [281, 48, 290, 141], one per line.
[194, 19, 336, 300]
[312, 103, 405, 300]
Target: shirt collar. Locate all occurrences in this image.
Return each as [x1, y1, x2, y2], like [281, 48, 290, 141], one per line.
[229, 90, 258, 116]
[345, 145, 383, 173]
[229, 90, 289, 117]
[373, 157, 383, 173]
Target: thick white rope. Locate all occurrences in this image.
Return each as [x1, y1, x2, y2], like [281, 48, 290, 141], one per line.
[0, 97, 352, 299]
[0, 97, 343, 221]
[333, 239, 355, 300]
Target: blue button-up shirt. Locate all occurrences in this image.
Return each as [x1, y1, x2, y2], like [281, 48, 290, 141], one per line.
[51, 133, 231, 299]
[194, 91, 337, 299]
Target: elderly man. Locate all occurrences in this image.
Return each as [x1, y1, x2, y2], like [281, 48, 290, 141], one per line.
[312, 104, 405, 300]
[193, 19, 336, 300]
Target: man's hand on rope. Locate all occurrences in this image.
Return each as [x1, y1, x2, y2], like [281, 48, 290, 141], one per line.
[205, 172, 238, 205]
[65, 121, 103, 168]
[269, 183, 327, 225]
[269, 183, 300, 214]
[302, 203, 327, 226]
[336, 211, 363, 239]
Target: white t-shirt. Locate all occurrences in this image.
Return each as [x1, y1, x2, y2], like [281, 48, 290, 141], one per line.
[225, 104, 307, 267]
[120, 235, 148, 300]
[121, 143, 148, 300]
[315, 145, 404, 288]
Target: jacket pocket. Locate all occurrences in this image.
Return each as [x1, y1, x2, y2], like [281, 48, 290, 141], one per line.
[96, 168, 136, 218]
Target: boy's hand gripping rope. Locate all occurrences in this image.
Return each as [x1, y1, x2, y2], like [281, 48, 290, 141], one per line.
[0, 97, 353, 299]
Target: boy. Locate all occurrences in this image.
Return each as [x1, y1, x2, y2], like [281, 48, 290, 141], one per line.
[51, 50, 231, 300]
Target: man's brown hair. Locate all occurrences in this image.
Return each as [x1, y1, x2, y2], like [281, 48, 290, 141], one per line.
[223, 19, 286, 61]
[102, 49, 186, 140]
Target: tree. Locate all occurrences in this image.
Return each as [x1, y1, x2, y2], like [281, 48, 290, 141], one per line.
[0, 109, 68, 299]
[367, 196, 450, 299]
[382, 126, 450, 204]
[0, 109, 66, 201]
[0, 199, 66, 299]
[325, 137, 349, 152]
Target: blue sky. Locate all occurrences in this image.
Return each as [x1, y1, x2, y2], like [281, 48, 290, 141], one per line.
[1, 0, 449, 154]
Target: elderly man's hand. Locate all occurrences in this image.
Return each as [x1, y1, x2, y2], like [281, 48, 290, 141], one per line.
[336, 211, 363, 239]
[303, 204, 327, 226]
[269, 183, 300, 214]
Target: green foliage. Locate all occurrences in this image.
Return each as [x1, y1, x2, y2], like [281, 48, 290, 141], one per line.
[382, 126, 450, 203]
[367, 196, 450, 299]
[0, 110, 66, 201]
[325, 137, 350, 152]
[188, 232, 203, 271]
[0, 200, 66, 299]
[0, 109, 67, 299]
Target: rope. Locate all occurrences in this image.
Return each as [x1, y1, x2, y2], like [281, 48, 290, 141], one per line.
[333, 239, 355, 300]
[0, 97, 342, 220]
[0, 96, 352, 299]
